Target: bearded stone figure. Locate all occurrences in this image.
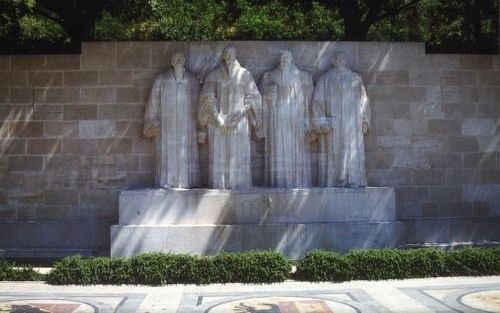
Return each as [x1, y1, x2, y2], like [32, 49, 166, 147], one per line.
[144, 52, 201, 188]
[312, 51, 370, 188]
[260, 50, 314, 188]
[198, 46, 262, 189]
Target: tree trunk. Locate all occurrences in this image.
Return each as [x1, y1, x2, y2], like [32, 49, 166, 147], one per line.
[338, 1, 369, 41]
[470, 0, 483, 51]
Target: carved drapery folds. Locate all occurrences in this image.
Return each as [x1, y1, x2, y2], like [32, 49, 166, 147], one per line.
[145, 47, 370, 189]
[260, 50, 314, 188]
[198, 46, 262, 189]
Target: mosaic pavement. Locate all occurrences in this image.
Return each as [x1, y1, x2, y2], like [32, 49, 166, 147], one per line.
[0, 277, 499, 312]
[0, 293, 145, 313]
[177, 289, 387, 313]
[177, 285, 500, 313]
[400, 284, 500, 313]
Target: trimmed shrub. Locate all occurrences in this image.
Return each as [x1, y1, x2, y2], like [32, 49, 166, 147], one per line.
[211, 251, 291, 284]
[346, 249, 407, 280]
[293, 250, 351, 282]
[46, 255, 133, 285]
[47, 251, 290, 285]
[0, 260, 44, 281]
[404, 248, 447, 278]
[443, 247, 500, 277]
[33, 247, 500, 285]
[295, 247, 500, 282]
[130, 253, 200, 285]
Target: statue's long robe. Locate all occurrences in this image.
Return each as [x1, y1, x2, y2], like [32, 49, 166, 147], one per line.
[199, 61, 262, 189]
[312, 67, 370, 187]
[261, 66, 313, 188]
[145, 70, 200, 188]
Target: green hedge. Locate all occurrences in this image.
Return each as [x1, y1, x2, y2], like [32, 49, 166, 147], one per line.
[46, 251, 291, 285]
[294, 247, 500, 282]
[0, 260, 44, 281]
[6, 247, 500, 285]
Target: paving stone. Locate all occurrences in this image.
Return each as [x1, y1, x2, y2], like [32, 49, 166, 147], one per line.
[44, 88, 80, 104]
[63, 105, 97, 120]
[47, 54, 81, 70]
[44, 121, 79, 138]
[116, 87, 141, 103]
[28, 138, 62, 155]
[81, 87, 116, 103]
[62, 139, 98, 154]
[375, 70, 409, 85]
[459, 55, 493, 70]
[8, 122, 44, 138]
[440, 71, 477, 86]
[64, 71, 98, 87]
[81, 42, 116, 70]
[448, 136, 479, 152]
[29, 71, 63, 87]
[11, 55, 46, 70]
[99, 70, 134, 86]
[427, 119, 462, 135]
[412, 169, 445, 185]
[0, 55, 10, 71]
[463, 152, 497, 168]
[117, 42, 150, 69]
[445, 169, 481, 185]
[8, 156, 43, 171]
[0, 72, 28, 87]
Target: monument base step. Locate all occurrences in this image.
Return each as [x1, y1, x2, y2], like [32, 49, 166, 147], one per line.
[118, 187, 396, 225]
[110, 221, 405, 259]
[404, 216, 500, 245]
[0, 220, 110, 259]
[0, 248, 107, 260]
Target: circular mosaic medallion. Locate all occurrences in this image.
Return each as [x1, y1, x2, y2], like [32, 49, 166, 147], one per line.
[0, 299, 96, 313]
[205, 296, 358, 313]
[460, 290, 500, 312]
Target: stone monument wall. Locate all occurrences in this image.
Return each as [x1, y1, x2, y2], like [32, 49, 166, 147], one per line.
[0, 42, 499, 257]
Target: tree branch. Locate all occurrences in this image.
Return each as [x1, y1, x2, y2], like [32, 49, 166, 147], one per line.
[372, 0, 422, 23]
[32, 4, 63, 25]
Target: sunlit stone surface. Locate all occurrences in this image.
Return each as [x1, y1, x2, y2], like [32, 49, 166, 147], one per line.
[260, 50, 314, 188]
[110, 187, 403, 258]
[144, 52, 201, 188]
[313, 51, 370, 188]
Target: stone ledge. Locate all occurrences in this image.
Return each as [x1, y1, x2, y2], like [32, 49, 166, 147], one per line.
[404, 216, 500, 244]
[0, 221, 111, 251]
[119, 187, 396, 225]
[0, 248, 107, 259]
[111, 221, 405, 258]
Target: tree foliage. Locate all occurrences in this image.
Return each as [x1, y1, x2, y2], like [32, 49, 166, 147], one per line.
[0, 0, 498, 53]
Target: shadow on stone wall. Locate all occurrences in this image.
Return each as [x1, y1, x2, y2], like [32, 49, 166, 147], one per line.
[1, 41, 500, 258]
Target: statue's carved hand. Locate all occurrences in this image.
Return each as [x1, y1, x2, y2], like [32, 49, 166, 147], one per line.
[311, 117, 333, 135]
[362, 121, 369, 135]
[319, 124, 332, 134]
[216, 114, 226, 128]
[198, 130, 207, 144]
[243, 97, 254, 108]
[143, 120, 160, 138]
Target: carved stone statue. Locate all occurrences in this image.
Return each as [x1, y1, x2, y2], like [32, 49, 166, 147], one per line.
[312, 51, 370, 188]
[260, 50, 314, 188]
[144, 52, 201, 188]
[198, 46, 262, 189]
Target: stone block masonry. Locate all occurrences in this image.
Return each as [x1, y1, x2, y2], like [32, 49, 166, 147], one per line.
[0, 42, 499, 258]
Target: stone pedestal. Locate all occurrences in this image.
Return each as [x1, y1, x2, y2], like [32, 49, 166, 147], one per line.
[110, 187, 404, 258]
